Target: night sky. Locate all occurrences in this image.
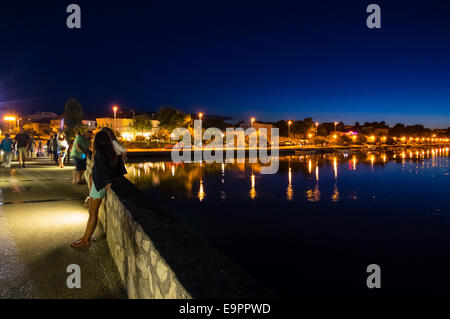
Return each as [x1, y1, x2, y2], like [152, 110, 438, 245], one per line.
[0, 0, 449, 127]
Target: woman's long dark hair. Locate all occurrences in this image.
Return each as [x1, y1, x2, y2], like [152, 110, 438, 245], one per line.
[94, 131, 118, 166]
[101, 127, 118, 142]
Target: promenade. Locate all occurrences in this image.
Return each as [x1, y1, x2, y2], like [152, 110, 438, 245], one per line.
[0, 156, 126, 298]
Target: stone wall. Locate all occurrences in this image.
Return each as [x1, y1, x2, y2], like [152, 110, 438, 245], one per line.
[99, 178, 273, 299]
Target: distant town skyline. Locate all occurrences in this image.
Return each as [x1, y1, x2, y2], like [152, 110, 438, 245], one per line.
[0, 1, 449, 128]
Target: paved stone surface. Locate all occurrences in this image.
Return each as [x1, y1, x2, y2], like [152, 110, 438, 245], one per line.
[0, 157, 126, 298]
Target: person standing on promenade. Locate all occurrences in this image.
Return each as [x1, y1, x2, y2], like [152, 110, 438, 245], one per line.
[57, 132, 69, 168]
[46, 137, 52, 159]
[82, 127, 125, 206]
[15, 130, 30, 168]
[38, 140, 43, 155]
[71, 130, 127, 248]
[28, 135, 36, 160]
[52, 133, 59, 164]
[0, 134, 15, 168]
[71, 130, 92, 184]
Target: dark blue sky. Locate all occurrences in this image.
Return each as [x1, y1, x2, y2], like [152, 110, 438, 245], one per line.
[0, 0, 449, 127]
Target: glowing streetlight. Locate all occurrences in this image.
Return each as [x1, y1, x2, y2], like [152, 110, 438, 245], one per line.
[334, 121, 338, 132]
[113, 105, 118, 131]
[198, 112, 203, 120]
[288, 120, 292, 137]
[4, 116, 16, 132]
[251, 117, 255, 128]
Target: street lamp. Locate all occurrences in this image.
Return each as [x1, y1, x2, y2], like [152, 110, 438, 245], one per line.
[113, 105, 118, 131]
[4, 116, 16, 132]
[288, 120, 292, 137]
[251, 117, 255, 128]
[334, 121, 338, 132]
[315, 122, 319, 136]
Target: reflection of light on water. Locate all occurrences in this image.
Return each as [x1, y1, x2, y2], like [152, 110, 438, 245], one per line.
[331, 185, 340, 202]
[288, 167, 292, 184]
[124, 148, 450, 204]
[198, 180, 205, 202]
[286, 184, 293, 201]
[306, 184, 320, 202]
[249, 174, 257, 200]
[286, 167, 293, 201]
[333, 157, 337, 179]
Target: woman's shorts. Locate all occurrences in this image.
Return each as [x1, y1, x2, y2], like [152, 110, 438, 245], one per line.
[74, 157, 87, 171]
[89, 181, 106, 199]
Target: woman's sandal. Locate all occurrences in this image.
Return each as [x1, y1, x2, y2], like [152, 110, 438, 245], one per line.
[71, 238, 91, 248]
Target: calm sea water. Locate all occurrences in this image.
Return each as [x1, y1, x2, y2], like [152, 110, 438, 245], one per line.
[126, 147, 450, 298]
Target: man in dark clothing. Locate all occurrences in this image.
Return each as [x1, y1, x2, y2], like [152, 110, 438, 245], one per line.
[46, 138, 52, 158]
[15, 130, 30, 168]
[52, 134, 58, 164]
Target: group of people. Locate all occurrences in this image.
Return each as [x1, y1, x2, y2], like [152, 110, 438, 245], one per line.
[0, 130, 37, 168]
[0, 127, 127, 249]
[47, 132, 70, 168]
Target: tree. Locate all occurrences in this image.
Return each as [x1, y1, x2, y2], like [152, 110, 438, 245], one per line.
[274, 120, 288, 137]
[291, 118, 314, 138]
[317, 122, 334, 136]
[130, 114, 153, 134]
[63, 98, 83, 132]
[157, 106, 192, 132]
[203, 116, 229, 131]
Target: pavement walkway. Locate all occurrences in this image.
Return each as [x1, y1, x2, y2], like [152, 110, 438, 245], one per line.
[0, 156, 126, 298]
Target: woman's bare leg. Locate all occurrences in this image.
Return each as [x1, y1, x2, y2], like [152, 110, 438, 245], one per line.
[59, 156, 65, 168]
[71, 197, 102, 248]
[82, 197, 102, 241]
